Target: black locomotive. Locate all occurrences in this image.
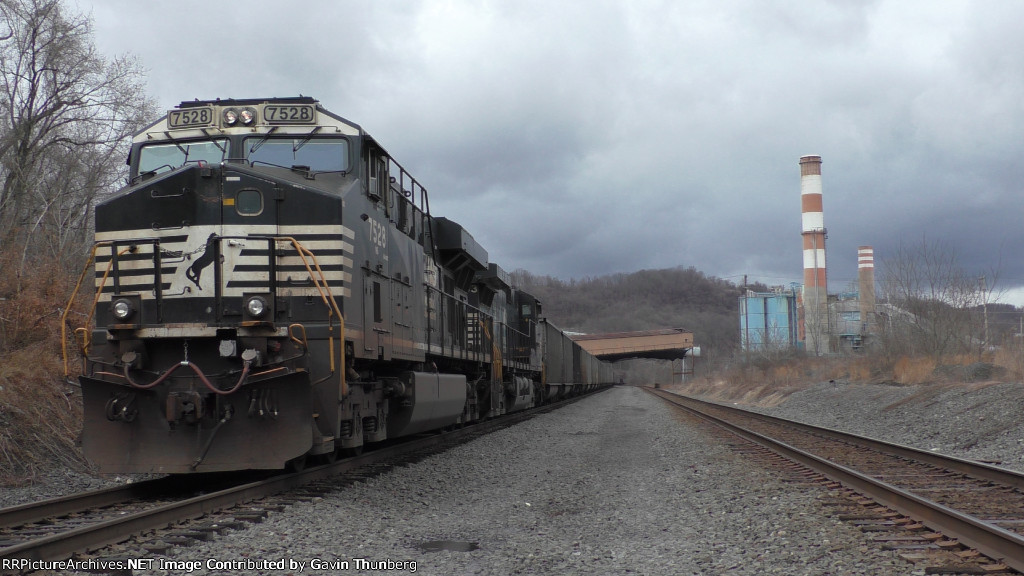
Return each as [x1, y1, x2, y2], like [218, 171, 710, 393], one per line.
[65, 97, 612, 473]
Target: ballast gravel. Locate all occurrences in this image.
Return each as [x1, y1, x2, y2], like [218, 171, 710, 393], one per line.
[110, 385, 912, 575]
[742, 379, 1024, 473]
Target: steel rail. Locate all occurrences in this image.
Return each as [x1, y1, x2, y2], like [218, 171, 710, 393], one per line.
[1, 388, 606, 566]
[0, 478, 174, 529]
[672, 389, 1024, 490]
[0, 472, 267, 530]
[646, 387, 1024, 572]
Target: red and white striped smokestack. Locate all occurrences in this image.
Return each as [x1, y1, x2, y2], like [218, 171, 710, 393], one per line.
[800, 155, 826, 287]
[858, 246, 875, 333]
[800, 155, 828, 355]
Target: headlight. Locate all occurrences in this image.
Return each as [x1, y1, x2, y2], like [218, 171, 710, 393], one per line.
[223, 108, 239, 126]
[240, 108, 256, 125]
[112, 298, 134, 320]
[245, 295, 268, 318]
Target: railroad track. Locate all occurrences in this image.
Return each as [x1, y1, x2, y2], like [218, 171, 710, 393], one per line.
[1, 390, 604, 573]
[646, 387, 1024, 574]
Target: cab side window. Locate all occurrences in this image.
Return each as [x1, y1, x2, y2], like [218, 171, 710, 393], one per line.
[368, 153, 388, 202]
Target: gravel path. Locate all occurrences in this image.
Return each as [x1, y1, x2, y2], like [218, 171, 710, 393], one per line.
[93, 385, 911, 575]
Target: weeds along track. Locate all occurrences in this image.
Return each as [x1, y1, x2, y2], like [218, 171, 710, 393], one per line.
[0, 390, 606, 572]
[647, 387, 1024, 574]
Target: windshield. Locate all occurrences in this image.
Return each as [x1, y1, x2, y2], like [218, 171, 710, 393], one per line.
[138, 140, 229, 175]
[244, 137, 349, 172]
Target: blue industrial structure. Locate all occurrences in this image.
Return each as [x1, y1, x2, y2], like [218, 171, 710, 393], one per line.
[739, 286, 801, 352]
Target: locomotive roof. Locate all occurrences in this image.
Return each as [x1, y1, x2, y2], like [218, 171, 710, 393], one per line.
[134, 96, 367, 140]
[179, 96, 319, 108]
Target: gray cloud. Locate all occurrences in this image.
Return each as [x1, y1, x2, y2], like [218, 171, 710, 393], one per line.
[88, 0, 1024, 302]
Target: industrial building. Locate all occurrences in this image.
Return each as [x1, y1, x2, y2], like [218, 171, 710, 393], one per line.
[739, 286, 800, 352]
[739, 156, 877, 355]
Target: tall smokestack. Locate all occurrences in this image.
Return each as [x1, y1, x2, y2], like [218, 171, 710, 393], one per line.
[800, 155, 828, 355]
[858, 246, 876, 335]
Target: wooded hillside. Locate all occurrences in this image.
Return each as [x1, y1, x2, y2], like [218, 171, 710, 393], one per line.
[511, 266, 748, 367]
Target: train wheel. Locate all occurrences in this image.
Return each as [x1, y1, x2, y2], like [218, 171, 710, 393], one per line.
[317, 449, 338, 465]
[286, 454, 308, 472]
[340, 445, 364, 458]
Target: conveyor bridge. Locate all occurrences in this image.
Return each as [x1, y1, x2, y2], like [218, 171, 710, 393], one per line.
[570, 328, 694, 362]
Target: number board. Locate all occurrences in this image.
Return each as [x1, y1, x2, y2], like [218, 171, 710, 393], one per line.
[264, 104, 317, 124]
[167, 106, 214, 129]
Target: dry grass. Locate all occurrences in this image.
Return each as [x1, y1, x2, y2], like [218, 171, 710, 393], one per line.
[0, 343, 85, 485]
[0, 250, 89, 486]
[674, 349, 1024, 408]
[992, 345, 1024, 382]
[893, 356, 935, 385]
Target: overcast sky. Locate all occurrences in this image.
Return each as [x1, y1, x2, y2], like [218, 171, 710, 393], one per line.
[84, 1, 1024, 304]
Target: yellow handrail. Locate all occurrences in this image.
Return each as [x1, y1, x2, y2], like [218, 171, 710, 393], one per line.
[61, 241, 123, 378]
[274, 237, 347, 398]
[288, 323, 309, 349]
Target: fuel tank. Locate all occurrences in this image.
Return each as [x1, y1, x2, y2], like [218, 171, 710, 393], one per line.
[387, 371, 467, 437]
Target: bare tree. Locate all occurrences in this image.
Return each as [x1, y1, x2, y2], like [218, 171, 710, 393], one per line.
[0, 0, 155, 279]
[878, 236, 998, 360]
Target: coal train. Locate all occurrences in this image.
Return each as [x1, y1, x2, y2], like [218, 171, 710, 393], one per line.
[64, 97, 613, 474]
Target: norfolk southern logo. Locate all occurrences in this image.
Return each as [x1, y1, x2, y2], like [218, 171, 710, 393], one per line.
[186, 233, 218, 290]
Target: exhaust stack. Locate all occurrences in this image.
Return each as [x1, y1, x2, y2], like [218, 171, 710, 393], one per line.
[800, 155, 828, 355]
[858, 246, 876, 334]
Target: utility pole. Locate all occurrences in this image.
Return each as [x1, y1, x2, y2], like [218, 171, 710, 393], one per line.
[742, 274, 748, 354]
[980, 276, 989, 352]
